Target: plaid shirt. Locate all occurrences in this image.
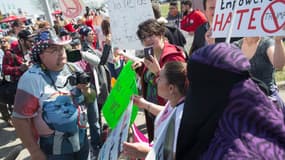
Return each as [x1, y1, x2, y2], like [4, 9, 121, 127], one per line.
[2, 44, 27, 82]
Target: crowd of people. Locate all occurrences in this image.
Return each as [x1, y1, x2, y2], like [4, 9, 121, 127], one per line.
[0, 0, 285, 159]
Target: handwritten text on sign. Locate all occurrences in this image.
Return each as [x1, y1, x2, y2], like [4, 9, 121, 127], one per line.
[58, 0, 84, 19]
[107, 0, 154, 50]
[212, 0, 285, 38]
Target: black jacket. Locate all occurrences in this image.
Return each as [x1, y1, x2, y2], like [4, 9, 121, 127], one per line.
[190, 22, 241, 55]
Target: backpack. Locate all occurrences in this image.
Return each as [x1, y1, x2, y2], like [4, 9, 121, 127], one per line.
[165, 25, 186, 48]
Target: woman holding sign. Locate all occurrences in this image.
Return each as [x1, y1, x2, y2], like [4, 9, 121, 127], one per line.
[124, 61, 188, 159]
[132, 19, 186, 142]
[233, 36, 285, 109]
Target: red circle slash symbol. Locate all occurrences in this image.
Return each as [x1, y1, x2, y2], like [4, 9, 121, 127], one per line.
[261, 0, 285, 33]
[59, 0, 83, 19]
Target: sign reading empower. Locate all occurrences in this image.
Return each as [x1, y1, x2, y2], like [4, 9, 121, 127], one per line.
[107, 0, 154, 50]
[212, 0, 285, 38]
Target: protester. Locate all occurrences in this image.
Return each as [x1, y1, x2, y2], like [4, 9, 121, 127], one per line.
[192, 0, 204, 11]
[12, 30, 92, 159]
[79, 26, 98, 51]
[189, 0, 215, 54]
[123, 61, 188, 159]
[180, 0, 207, 35]
[189, 0, 240, 55]
[79, 25, 112, 156]
[166, 1, 182, 28]
[2, 29, 33, 81]
[0, 37, 12, 126]
[38, 21, 51, 32]
[68, 33, 101, 157]
[79, 24, 111, 115]
[0, 38, 4, 74]
[101, 19, 124, 79]
[176, 43, 285, 159]
[1, 29, 34, 115]
[152, 3, 186, 50]
[133, 18, 186, 142]
[1, 30, 33, 127]
[233, 36, 285, 108]
[9, 20, 26, 42]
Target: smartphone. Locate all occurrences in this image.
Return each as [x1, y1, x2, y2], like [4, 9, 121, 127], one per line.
[144, 46, 154, 61]
[67, 50, 82, 62]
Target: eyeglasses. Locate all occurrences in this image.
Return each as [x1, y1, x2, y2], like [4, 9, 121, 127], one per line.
[88, 32, 95, 36]
[140, 34, 154, 41]
[45, 45, 64, 54]
[26, 39, 34, 43]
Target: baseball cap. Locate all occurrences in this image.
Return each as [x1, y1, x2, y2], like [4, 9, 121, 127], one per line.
[78, 26, 92, 37]
[17, 29, 34, 40]
[31, 30, 71, 63]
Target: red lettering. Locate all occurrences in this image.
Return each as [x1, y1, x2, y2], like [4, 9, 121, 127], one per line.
[248, 7, 261, 30]
[236, 9, 249, 30]
[222, 12, 232, 31]
[213, 13, 224, 31]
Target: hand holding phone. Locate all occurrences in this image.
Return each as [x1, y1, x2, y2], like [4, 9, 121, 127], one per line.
[67, 50, 82, 62]
[144, 46, 154, 62]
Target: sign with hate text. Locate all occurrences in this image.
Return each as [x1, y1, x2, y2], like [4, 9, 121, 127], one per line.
[212, 0, 285, 38]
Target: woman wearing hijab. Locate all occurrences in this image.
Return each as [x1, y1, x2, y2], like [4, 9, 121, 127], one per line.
[176, 43, 285, 159]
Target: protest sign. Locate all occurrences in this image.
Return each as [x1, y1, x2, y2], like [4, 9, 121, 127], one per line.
[118, 49, 143, 62]
[58, 0, 84, 19]
[98, 100, 133, 160]
[0, 0, 43, 15]
[107, 0, 154, 50]
[102, 61, 139, 129]
[212, 0, 285, 38]
[146, 109, 177, 160]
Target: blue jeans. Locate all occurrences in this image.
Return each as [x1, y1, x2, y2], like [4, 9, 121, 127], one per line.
[87, 100, 101, 150]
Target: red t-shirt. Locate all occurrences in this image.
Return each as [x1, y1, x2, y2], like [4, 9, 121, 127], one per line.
[180, 10, 207, 32]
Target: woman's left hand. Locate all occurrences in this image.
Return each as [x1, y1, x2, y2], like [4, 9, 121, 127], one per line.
[123, 142, 150, 159]
[143, 55, 161, 76]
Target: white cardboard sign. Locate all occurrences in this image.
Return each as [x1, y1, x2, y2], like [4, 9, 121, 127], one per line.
[212, 0, 285, 38]
[98, 99, 133, 160]
[107, 0, 154, 50]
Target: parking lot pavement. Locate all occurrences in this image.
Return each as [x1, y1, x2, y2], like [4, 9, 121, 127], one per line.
[0, 110, 146, 160]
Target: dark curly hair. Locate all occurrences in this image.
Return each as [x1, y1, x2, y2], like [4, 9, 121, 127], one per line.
[136, 19, 165, 41]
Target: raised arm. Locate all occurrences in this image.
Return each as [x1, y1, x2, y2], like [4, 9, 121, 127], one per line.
[268, 37, 285, 70]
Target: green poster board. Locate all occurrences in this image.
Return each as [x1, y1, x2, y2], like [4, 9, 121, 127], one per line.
[102, 61, 139, 129]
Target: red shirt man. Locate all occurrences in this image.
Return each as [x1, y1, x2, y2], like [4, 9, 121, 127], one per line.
[2, 30, 34, 82]
[180, 0, 207, 34]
